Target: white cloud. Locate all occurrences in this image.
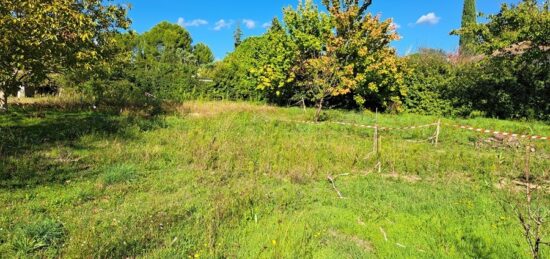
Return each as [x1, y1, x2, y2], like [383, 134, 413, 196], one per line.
[416, 12, 441, 25]
[243, 19, 256, 29]
[262, 22, 272, 29]
[214, 19, 233, 31]
[177, 18, 208, 27]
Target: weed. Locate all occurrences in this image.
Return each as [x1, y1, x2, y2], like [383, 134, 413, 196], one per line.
[11, 219, 66, 257]
[0, 100, 548, 257]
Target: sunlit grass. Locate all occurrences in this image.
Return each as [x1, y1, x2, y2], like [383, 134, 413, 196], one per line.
[0, 100, 548, 258]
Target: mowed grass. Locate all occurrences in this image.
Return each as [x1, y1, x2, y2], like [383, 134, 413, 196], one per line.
[1, 100, 549, 258]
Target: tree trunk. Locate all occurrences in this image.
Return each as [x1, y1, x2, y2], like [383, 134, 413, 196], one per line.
[315, 97, 324, 122]
[0, 90, 7, 111]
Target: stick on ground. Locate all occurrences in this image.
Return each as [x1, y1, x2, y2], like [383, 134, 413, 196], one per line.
[327, 174, 349, 199]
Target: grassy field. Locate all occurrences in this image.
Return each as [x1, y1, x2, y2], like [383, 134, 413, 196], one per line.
[1, 99, 549, 258]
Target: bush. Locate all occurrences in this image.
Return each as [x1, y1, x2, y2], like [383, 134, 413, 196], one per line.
[450, 57, 549, 121]
[403, 49, 454, 116]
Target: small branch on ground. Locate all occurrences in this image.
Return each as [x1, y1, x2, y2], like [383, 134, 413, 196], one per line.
[327, 174, 349, 199]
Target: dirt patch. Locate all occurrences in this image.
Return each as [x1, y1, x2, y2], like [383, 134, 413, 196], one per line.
[165, 101, 276, 118]
[494, 178, 550, 193]
[382, 173, 422, 183]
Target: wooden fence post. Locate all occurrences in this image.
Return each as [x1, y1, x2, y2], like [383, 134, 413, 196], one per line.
[434, 119, 441, 146]
[377, 135, 382, 173]
[373, 109, 381, 172]
[373, 124, 378, 153]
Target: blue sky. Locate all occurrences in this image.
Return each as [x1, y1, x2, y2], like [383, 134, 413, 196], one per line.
[123, 0, 524, 59]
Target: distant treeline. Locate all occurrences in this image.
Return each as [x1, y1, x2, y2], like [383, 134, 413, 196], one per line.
[3, 0, 547, 120]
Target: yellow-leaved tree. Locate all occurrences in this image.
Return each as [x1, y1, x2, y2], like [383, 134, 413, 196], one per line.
[255, 0, 409, 120]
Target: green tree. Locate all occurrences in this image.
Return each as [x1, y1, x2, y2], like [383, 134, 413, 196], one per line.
[59, 32, 138, 106]
[130, 22, 199, 101]
[459, 0, 477, 55]
[234, 24, 243, 48]
[140, 21, 193, 62]
[251, 18, 297, 105]
[322, 0, 408, 113]
[0, 0, 130, 110]
[282, 0, 334, 120]
[451, 0, 550, 120]
[249, 0, 407, 119]
[213, 36, 269, 100]
[193, 43, 215, 65]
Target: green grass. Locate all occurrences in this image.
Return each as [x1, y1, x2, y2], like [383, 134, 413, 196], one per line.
[1, 100, 549, 258]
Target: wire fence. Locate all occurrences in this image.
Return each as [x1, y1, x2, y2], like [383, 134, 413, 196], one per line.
[279, 119, 549, 142]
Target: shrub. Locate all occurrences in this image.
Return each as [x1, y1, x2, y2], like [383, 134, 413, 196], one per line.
[403, 49, 454, 116]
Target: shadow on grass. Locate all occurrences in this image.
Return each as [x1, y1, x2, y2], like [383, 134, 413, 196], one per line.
[0, 107, 164, 189]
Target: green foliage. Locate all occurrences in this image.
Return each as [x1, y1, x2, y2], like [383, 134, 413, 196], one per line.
[60, 32, 140, 106]
[234, 24, 243, 48]
[251, 18, 297, 105]
[459, 0, 477, 54]
[460, 0, 549, 56]
[1, 101, 549, 257]
[451, 1, 550, 120]
[212, 37, 269, 100]
[193, 43, 215, 65]
[322, 0, 408, 112]
[63, 22, 211, 105]
[141, 22, 192, 57]
[131, 22, 199, 101]
[0, 0, 130, 109]
[245, 0, 408, 117]
[403, 49, 454, 116]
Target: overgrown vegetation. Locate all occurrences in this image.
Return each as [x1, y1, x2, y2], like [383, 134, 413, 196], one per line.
[3, 0, 547, 120]
[1, 100, 549, 257]
[1, 0, 549, 258]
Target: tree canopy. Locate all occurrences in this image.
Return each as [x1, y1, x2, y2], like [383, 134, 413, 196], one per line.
[452, 0, 550, 120]
[0, 0, 130, 110]
[246, 0, 407, 119]
[193, 43, 215, 65]
[459, 0, 477, 54]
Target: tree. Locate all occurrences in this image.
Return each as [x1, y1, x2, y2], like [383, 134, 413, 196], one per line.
[251, 18, 297, 105]
[452, 0, 550, 120]
[213, 36, 269, 100]
[0, 0, 130, 110]
[249, 0, 406, 119]
[193, 43, 215, 65]
[234, 24, 243, 48]
[322, 0, 408, 113]
[130, 22, 200, 101]
[59, 32, 138, 105]
[282, 0, 334, 120]
[459, 0, 477, 55]
[140, 21, 193, 62]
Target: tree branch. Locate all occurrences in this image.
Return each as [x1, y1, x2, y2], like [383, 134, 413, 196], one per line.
[358, 0, 373, 16]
